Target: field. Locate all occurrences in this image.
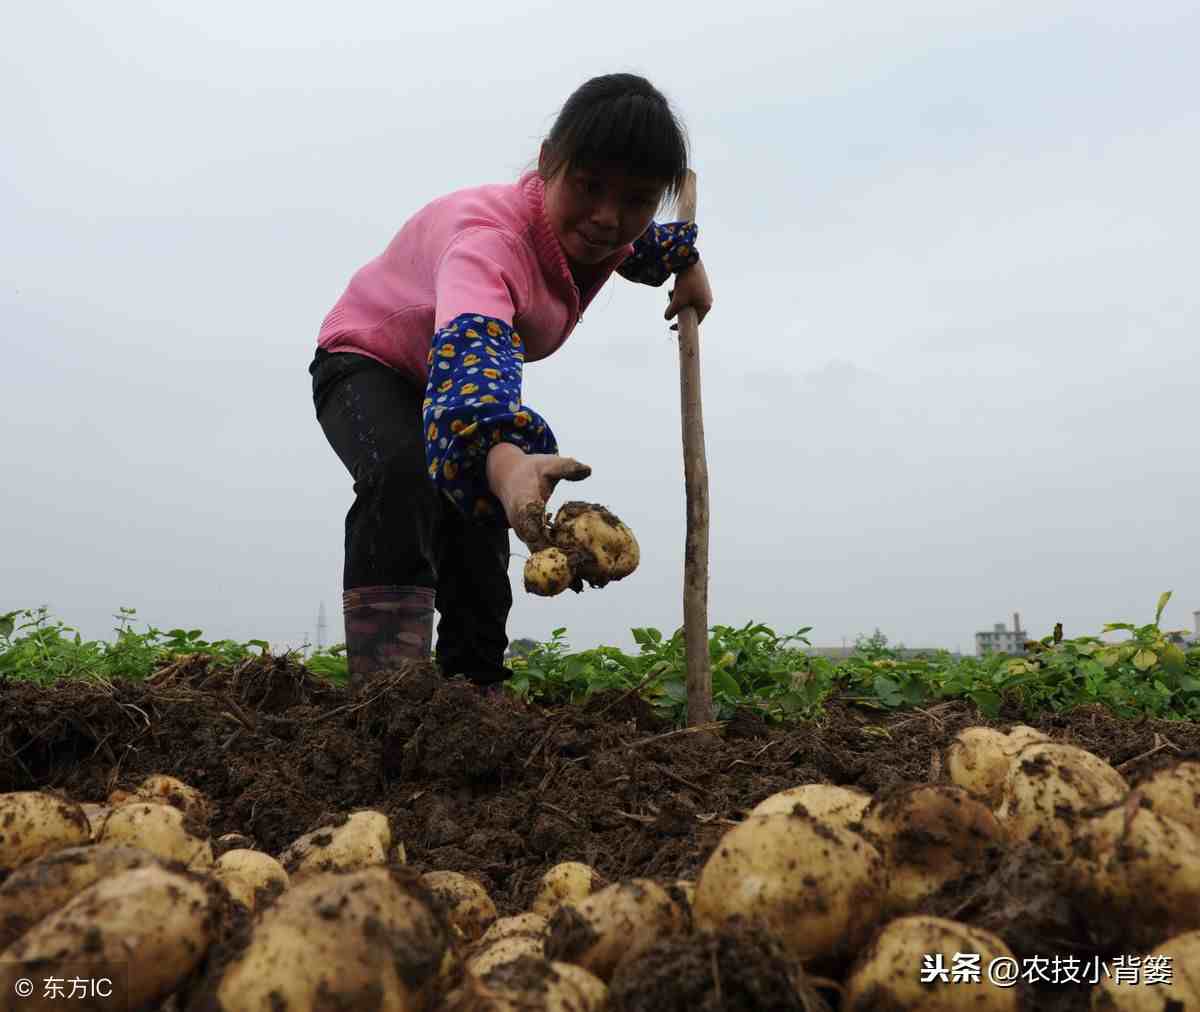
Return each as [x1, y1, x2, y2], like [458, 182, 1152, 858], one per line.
[1, 601, 1198, 1010]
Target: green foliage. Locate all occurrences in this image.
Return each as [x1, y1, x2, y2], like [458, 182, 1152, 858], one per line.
[2, 593, 1196, 725]
[0, 606, 323, 685]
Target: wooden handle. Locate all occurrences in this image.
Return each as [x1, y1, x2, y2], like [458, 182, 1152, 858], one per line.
[672, 170, 713, 727]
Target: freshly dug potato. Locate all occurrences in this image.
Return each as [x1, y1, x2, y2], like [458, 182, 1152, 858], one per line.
[946, 728, 1012, 805]
[1133, 759, 1200, 836]
[843, 915, 1019, 1011]
[0, 842, 162, 950]
[111, 774, 211, 829]
[530, 860, 607, 919]
[478, 912, 548, 948]
[0, 791, 90, 872]
[860, 784, 1007, 915]
[277, 809, 390, 882]
[945, 725, 1048, 807]
[446, 954, 606, 1012]
[524, 547, 574, 597]
[545, 878, 687, 981]
[996, 742, 1127, 856]
[0, 865, 218, 1011]
[1006, 724, 1050, 749]
[550, 501, 640, 588]
[421, 870, 497, 942]
[1065, 795, 1200, 949]
[467, 933, 544, 975]
[749, 783, 871, 830]
[1091, 929, 1200, 1010]
[549, 960, 608, 1010]
[212, 849, 289, 912]
[214, 832, 255, 857]
[693, 809, 887, 965]
[212, 866, 447, 1011]
[95, 801, 213, 868]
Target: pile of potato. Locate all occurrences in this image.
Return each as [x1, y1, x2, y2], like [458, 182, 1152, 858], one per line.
[2, 729, 1198, 1011]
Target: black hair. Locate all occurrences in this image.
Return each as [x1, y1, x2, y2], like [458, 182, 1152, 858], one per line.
[539, 74, 690, 203]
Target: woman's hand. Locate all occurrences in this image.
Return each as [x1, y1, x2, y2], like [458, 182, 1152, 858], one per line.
[664, 259, 713, 329]
[486, 442, 591, 548]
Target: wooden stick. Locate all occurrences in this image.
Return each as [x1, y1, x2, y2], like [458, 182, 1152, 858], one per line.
[673, 171, 714, 726]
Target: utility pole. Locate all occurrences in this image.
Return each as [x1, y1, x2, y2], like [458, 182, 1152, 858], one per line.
[316, 601, 327, 651]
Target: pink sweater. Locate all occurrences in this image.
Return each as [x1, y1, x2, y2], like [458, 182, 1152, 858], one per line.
[316, 171, 636, 388]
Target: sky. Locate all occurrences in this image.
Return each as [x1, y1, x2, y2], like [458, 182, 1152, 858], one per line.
[3, 0, 1198, 659]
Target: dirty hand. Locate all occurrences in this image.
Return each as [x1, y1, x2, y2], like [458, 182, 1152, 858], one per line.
[664, 259, 713, 329]
[485, 442, 591, 548]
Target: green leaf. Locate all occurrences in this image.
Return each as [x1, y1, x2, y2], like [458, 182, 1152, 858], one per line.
[712, 669, 743, 699]
[969, 690, 1002, 717]
[1133, 649, 1158, 672]
[1161, 643, 1187, 674]
[873, 675, 903, 707]
[1155, 591, 1173, 627]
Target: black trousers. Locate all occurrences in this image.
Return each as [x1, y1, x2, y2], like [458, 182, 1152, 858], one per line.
[309, 347, 513, 681]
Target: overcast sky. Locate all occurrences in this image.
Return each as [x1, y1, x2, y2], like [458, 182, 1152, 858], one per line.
[3, 1, 1198, 660]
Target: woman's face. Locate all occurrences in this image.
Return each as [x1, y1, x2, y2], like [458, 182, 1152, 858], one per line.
[540, 147, 667, 267]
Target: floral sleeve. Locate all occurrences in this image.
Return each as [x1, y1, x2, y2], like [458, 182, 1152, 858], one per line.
[616, 221, 701, 287]
[423, 313, 556, 526]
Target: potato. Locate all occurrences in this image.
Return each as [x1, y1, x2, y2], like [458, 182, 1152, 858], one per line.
[693, 809, 887, 965]
[749, 783, 871, 830]
[0, 843, 162, 950]
[0, 791, 90, 872]
[467, 933, 544, 975]
[548, 960, 608, 1009]
[421, 870, 497, 942]
[843, 915, 1019, 1011]
[1133, 759, 1200, 837]
[446, 954, 605, 1012]
[477, 912, 548, 948]
[530, 860, 607, 919]
[212, 849, 289, 912]
[0, 865, 218, 1011]
[95, 801, 213, 868]
[944, 728, 1014, 806]
[860, 784, 1007, 914]
[1006, 724, 1050, 749]
[112, 774, 211, 830]
[544, 878, 686, 981]
[212, 866, 447, 1011]
[1091, 929, 1200, 1010]
[550, 501, 640, 588]
[524, 547, 574, 597]
[1065, 796, 1200, 949]
[277, 809, 390, 882]
[996, 742, 1127, 856]
[214, 832, 255, 857]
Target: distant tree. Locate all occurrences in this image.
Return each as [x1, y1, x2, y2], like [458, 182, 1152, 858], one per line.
[505, 637, 539, 659]
[854, 627, 894, 659]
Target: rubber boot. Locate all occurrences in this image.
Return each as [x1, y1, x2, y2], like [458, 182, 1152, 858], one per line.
[342, 585, 435, 691]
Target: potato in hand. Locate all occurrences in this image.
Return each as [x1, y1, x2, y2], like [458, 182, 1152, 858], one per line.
[523, 501, 639, 596]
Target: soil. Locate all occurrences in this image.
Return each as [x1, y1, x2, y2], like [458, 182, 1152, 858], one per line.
[2, 652, 1198, 1011]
